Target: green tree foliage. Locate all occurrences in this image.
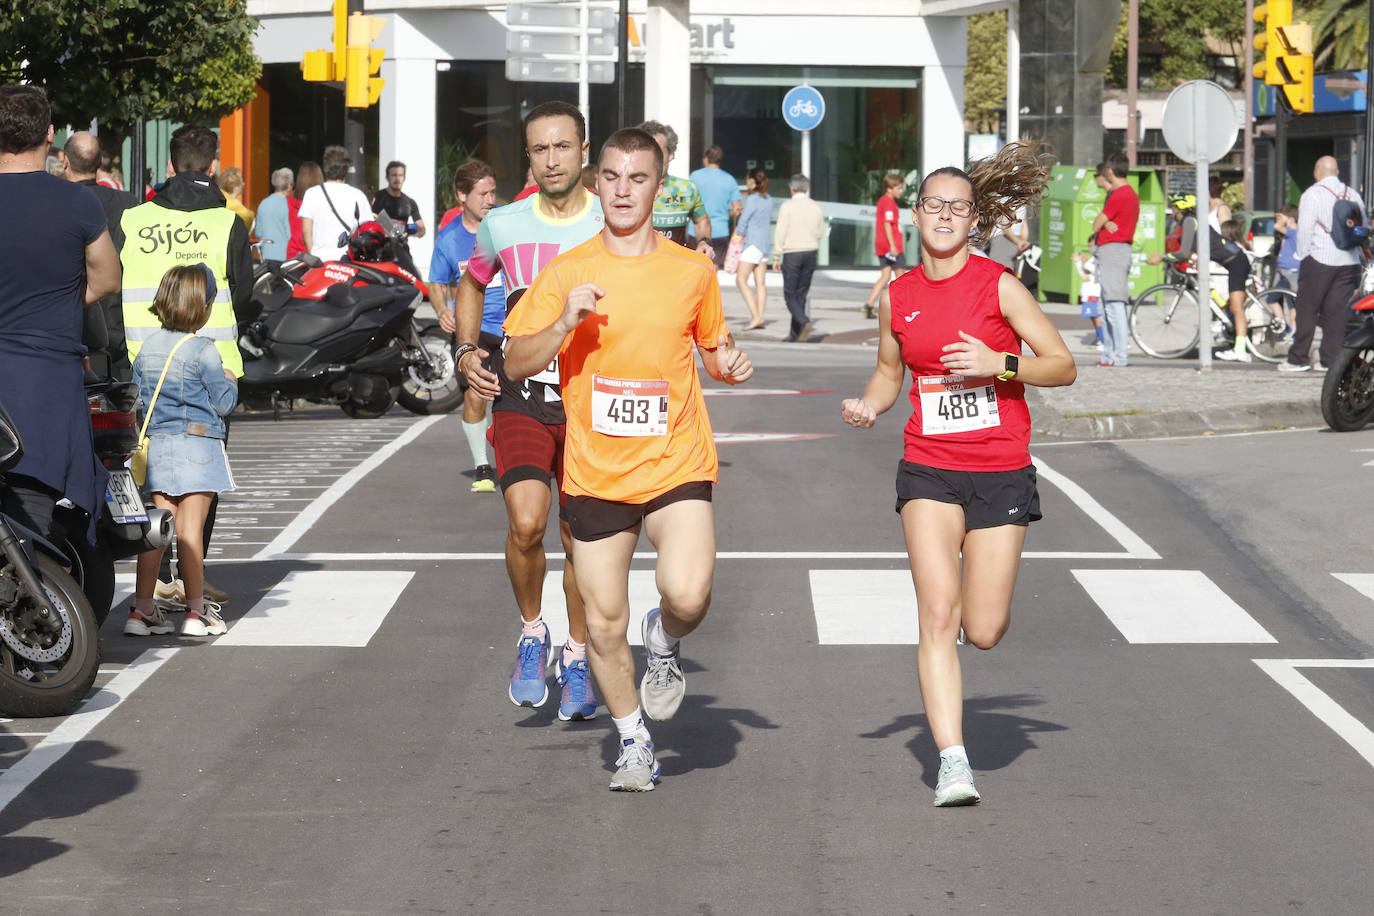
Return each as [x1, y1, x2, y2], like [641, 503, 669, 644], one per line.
[0, 0, 261, 134]
[1106, 0, 1246, 89]
[1302, 0, 1370, 70]
[964, 11, 1008, 135]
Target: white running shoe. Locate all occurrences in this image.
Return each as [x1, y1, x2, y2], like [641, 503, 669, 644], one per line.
[180, 601, 227, 637]
[933, 755, 981, 807]
[639, 608, 686, 721]
[1216, 348, 1252, 363]
[608, 735, 660, 792]
[123, 606, 174, 636]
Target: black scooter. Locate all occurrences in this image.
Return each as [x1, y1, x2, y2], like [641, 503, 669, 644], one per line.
[240, 218, 462, 418]
[0, 400, 100, 717]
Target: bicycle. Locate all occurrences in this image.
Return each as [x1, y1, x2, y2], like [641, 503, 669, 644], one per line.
[1129, 261, 1296, 363]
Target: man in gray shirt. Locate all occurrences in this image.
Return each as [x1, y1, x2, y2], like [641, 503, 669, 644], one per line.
[1284, 155, 1366, 372]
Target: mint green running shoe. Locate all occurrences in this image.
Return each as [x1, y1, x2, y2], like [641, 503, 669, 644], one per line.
[933, 755, 981, 807]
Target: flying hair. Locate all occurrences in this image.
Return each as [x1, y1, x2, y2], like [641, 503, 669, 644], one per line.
[920, 140, 1055, 249]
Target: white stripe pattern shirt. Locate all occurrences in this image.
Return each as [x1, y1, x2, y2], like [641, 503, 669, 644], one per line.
[1296, 175, 1365, 267]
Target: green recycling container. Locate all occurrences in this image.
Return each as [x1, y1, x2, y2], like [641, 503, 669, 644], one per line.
[1039, 166, 1166, 302]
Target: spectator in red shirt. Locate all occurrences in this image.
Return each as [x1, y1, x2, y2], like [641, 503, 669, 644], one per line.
[864, 173, 908, 318]
[1090, 153, 1138, 366]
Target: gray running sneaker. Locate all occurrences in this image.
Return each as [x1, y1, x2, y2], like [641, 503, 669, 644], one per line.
[933, 755, 981, 807]
[639, 607, 686, 721]
[608, 735, 660, 792]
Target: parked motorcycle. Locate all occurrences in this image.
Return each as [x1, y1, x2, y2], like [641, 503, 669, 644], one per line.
[49, 377, 173, 626]
[242, 215, 462, 418]
[1320, 232, 1374, 432]
[0, 400, 101, 717]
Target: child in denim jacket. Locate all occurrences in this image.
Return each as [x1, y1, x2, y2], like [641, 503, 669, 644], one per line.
[125, 264, 238, 638]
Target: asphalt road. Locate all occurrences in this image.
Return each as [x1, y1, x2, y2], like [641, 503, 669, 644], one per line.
[3, 344, 1373, 914]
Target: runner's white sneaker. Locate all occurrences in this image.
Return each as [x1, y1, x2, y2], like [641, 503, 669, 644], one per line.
[933, 755, 981, 807]
[639, 607, 686, 721]
[608, 735, 660, 792]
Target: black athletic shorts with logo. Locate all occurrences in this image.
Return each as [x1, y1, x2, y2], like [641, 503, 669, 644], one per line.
[895, 461, 1041, 529]
[565, 481, 713, 542]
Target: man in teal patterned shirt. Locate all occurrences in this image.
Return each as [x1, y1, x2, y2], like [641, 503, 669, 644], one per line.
[640, 120, 712, 254]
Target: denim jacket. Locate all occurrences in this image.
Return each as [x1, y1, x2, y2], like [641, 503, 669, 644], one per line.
[131, 329, 238, 439]
[738, 193, 772, 256]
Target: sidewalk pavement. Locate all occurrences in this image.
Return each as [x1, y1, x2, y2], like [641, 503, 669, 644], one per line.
[717, 268, 1328, 440]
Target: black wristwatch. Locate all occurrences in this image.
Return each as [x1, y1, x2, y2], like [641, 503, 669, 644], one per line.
[997, 353, 1019, 381]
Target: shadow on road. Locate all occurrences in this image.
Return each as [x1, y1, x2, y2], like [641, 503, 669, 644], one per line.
[0, 740, 137, 877]
[602, 693, 778, 778]
[859, 693, 1066, 787]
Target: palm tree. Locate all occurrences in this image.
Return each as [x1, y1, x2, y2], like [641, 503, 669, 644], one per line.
[1304, 0, 1370, 71]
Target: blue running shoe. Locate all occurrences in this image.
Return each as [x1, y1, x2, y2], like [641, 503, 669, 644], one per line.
[608, 735, 660, 792]
[508, 630, 550, 707]
[556, 656, 598, 721]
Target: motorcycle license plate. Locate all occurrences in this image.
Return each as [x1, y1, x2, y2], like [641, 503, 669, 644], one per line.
[105, 469, 148, 524]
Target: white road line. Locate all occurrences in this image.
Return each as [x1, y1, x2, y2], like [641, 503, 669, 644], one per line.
[0, 648, 177, 814]
[269, 549, 1138, 563]
[810, 570, 917, 644]
[215, 570, 414, 647]
[1253, 659, 1374, 769]
[535, 570, 659, 648]
[1072, 569, 1276, 643]
[1333, 573, 1374, 601]
[253, 415, 443, 559]
[1032, 455, 1161, 559]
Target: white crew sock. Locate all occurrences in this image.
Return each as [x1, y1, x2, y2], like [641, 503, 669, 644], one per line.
[612, 708, 650, 742]
[462, 416, 490, 469]
[939, 744, 969, 763]
[644, 611, 680, 657]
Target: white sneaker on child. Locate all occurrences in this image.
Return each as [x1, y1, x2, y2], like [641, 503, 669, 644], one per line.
[180, 601, 227, 637]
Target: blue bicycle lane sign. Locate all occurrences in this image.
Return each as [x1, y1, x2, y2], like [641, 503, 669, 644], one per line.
[782, 85, 825, 132]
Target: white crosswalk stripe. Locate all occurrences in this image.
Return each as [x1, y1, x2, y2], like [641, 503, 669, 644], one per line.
[214, 570, 414, 647]
[1071, 569, 1276, 644]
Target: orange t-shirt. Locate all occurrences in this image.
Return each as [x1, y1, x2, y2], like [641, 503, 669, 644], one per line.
[505, 233, 728, 503]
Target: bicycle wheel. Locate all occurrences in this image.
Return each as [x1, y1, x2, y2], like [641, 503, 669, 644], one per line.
[1130, 284, 1200, 359]
[1245, 286, 1297, 364]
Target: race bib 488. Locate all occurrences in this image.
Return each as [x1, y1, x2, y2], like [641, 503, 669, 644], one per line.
[918, 374, 1000, 436]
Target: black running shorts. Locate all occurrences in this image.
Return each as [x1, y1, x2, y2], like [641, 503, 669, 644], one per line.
[895, 460, 1041, 529]
[565, 481, 713, 542]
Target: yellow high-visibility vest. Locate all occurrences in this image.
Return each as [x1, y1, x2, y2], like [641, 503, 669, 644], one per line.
[120, 203, 243, 377]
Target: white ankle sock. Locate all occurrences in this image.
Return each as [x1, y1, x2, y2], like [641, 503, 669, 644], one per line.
[940, 745, 968, 763]
[612, 708, 649, 741]
[462, 416, 490, 468]
[645, 612, 679, 656]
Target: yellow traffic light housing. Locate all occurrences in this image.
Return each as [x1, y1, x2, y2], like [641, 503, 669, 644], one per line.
[1253, 0, 1291, 86]
[301, 0, 349, 83]
[1276, 22, 1314, 114]
[345, 12, 386, 108]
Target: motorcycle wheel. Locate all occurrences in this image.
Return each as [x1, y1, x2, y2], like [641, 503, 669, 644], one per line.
[397, 327, 466, 416]
[340, 386, 398, 419]
[0, 553, 101, 717]
[1321, 346, 1374, 432]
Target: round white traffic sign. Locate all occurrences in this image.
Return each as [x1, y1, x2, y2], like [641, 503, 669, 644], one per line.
[1160, 80, 1238, 164]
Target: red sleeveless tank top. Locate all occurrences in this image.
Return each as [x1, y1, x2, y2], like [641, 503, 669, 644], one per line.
[888, 254, 1031, 471]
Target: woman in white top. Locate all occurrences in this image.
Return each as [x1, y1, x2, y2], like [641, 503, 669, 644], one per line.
[299, 145, 375, 261]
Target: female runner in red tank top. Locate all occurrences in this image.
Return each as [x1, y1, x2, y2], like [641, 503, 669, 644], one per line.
[841, 143, 1076, 807]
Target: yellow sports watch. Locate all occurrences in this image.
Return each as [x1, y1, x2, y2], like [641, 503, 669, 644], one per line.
[996, 353, 1019, 381]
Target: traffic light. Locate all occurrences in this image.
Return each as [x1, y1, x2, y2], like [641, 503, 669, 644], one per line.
[301, 0, 349, 83]
[1253, 1, 1314, 115]
[345, 12, 386, 108]
[1276, 22, 1314, 114]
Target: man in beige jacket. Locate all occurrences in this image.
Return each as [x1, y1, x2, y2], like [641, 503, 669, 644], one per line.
[771, 173, 826, 342]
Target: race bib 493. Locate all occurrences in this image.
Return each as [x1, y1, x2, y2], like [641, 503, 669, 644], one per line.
[591, 375, 669, 437]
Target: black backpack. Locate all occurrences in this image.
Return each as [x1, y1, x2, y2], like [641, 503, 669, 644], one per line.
[1319, 184, 1365, 250]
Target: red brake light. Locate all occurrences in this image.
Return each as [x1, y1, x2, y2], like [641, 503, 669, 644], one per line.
[90, 409, 137, 430]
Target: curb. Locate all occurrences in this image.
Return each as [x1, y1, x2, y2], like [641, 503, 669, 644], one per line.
[1029, 394, 1324, 441]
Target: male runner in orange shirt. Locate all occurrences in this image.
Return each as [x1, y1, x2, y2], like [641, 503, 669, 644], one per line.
[504, 128, 753, 791]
